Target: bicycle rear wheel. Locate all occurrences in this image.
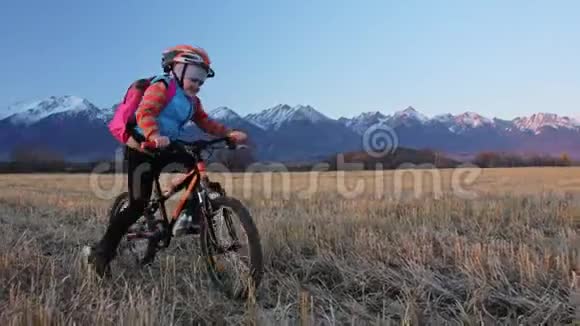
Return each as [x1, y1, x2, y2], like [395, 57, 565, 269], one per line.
[200, 196, 263, 299]
[108, 192, 156, 268]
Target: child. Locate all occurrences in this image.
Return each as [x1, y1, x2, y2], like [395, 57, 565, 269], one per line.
[88, 44, 247, 277]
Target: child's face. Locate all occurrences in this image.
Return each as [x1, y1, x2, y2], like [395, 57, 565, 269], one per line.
[173, 63, 207, 97]
[182, 78, 201, 97]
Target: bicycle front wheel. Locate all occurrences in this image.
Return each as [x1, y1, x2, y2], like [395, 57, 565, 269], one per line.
[200, 196, 263, 299]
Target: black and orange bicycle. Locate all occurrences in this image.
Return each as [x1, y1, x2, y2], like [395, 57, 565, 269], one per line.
[107, 137, 263, 298]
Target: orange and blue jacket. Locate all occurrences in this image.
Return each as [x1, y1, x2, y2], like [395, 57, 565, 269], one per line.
[134, 76, 228, 141]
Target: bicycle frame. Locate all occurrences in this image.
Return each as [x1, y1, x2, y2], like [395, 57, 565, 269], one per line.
[122, 137, 235, 246]
[124, 158, 210, 242]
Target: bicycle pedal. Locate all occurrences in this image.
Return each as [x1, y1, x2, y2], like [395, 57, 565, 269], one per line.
[178, 226, 200, 236]
[188, 225, 201, 233]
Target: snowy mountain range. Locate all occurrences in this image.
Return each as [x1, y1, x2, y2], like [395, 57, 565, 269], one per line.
[341, 106, 579, 135]
[244, 104, 331, 130]
[1, 95, 579, 161]
[0, 96, 106, 125]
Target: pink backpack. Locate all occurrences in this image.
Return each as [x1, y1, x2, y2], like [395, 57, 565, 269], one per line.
[108, 75, 177, 144]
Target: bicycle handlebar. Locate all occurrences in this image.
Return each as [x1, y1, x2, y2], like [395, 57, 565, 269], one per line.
[140, 137, 238, 154]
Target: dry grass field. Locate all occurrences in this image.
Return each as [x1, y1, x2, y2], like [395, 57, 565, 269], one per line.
[1, 167, 579, 325]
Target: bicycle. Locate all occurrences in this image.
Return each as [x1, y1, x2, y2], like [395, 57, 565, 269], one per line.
[106, 137, 263, 299]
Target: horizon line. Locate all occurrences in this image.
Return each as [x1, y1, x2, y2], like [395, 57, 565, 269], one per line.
[2, 94, 578, 122]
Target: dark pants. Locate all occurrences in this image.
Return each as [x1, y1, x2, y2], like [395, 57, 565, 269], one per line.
[94, 145, 195, 263]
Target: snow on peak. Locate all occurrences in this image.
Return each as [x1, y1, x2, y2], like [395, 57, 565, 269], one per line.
[352, 111, 388, 121]
[454, 111, 493, 128]
[292, 105, 330, 123]
[428, 111, 494, 133]
[432, 113, 454, 124]
[2, 95, 99, 125]
[513, 112, 578, 132]
[392, 106, 429, 123]
[339, 110, 390, 134]
[209, 106, 241, 120]
[244, 104, 330, 130]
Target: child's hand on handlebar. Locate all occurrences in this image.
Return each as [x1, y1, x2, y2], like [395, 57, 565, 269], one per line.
[151, 135, 171, 148]
[141, 135, 171, 151]
[227, 130, 247, 144]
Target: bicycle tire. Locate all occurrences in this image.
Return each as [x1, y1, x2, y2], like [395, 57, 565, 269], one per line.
[108, 192, 156, 266]
[200, 196, 263, 299]
[109, 192, 130, 224]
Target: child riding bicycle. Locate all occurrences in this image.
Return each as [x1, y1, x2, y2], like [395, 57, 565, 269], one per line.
[87, 44, 247, 277]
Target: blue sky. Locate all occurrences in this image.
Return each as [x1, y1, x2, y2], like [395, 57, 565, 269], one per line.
[1, 0, 579, 120]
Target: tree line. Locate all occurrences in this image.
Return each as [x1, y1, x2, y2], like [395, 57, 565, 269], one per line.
[472, 151, 574, 168]
[0, 145, 257, 173]
[0, 146, 576, 173]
